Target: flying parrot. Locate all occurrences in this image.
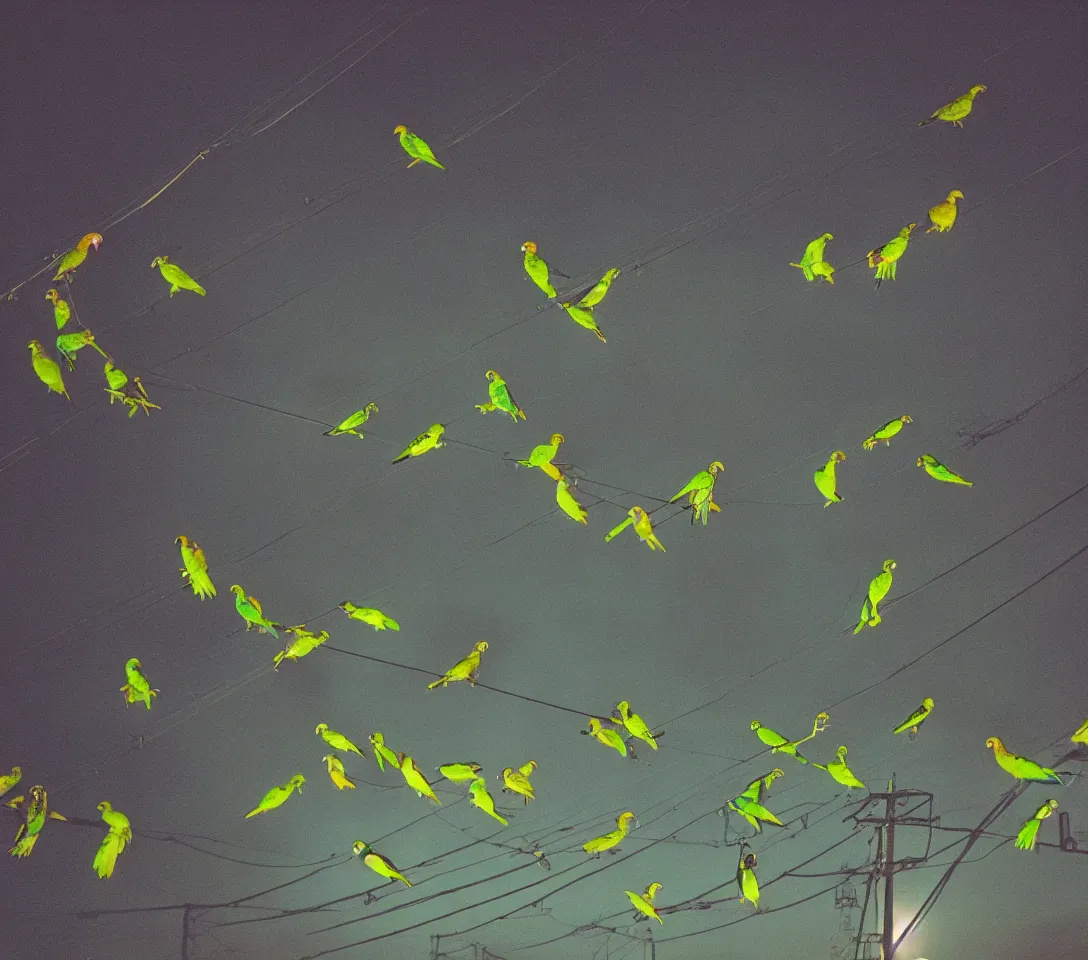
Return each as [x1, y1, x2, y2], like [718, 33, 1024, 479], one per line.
[521, 241, 557, 298]
[577, 267, 622, 308]
[583, 717, 627, 757]
[614, 701, 658, 751]
[392, 423, 445, 463]
[726, 768, 785, 832]
[854, 560, 896, 634]
[918, 84, 987, 128]
[583, 812, 636, 856]
[353, 840, 411, 885]
[985, 737, 1063, 784]
[52, 232, 102, 282]
[789, 233, 835, 284]
[813, 451, 846, 507]
[92, 801, 132, 879]
[868, 224, 917, 287]
[1015, 800, 1059, 851]
[393, 125, 444, 168]
[862, 416, 912, 451]
[369, 732, 401, 771]
[468, 777, 506, 824]
[821, 745, 867, 790]
[737, 847, 759, 908]
[437, 762, 482, 782]
[244, 775, 305, 818]
[315, 724, 365, 757]
[556, 477, 588, 524]
[322, 754, 356, 790]
[151, 256, 205, 296]
[558, 300, 606, 342]
[56, 329, 108, 370]
[44, 288, 71, 329]
[176, 535, 216, 600]
[27, 340, 70, 400]
[273, 625, 329, 668]
[339, 601, 400, 631]
[324, 403, 378, 437]
[120, 658, 158, 709]
[398, 755, 441, 803]
[499, 761, 537, 804]
[917, 454, 972, 486]
[892, 698, 934, 739]
[604, 505, 665, 552]
[625, 882, 664, 924]
[670, 461, 724, 525]
[229, 584, 279, 638]
[104, 362, 160, 416]
[926, 190, 964, 233]
[427, 640, 488, 689]
[517, 433, 565, 481]
[0, 767, 21, 801]
[476, 369, 525, 421]
[8, 785, 66, 858]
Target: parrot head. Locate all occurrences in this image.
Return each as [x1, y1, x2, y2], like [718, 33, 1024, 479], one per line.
[125, 657, 141, 670]
[485, 369, 500, 382]
[151, 256, 168, 268]
[615, 701, 631, 718]
[85, 233, 103, 251]
[741, 851, 757, 870]
[521, 241, 538, 254]
[985, 737, 1002, 752]
[550, 433, 565, 445]
[315, 723, 329, 735]
[708, 461, 725, 474]
[524, 761, 538, 772]
[27, 340, 42, 352]
[901, 223, 917, 237]
[822, 232, 833, 241]
[97, 801, 113, 813]
[175, 534, 190, 547]
[830, 450, 846, 463]
[474, 640, 489, 653]
[900, 415, 913, 424]
[882, 560, 896, 573]
[45, 289, 59, 303]
[337, 601, 352, 611]
[352, 840, 371, 856]
[229, 584, 245, 597]
[393, 124, 407, 135]
[498, 768, 513, 780]
[646, 882, 662, 897]
[369, 732, 384, 745]
[750, 720, 762, 731]
[948, 190, 964, 201]
[922, 697, 935, 710]
[617, 811, 637, 829]
[289, 775, 305, 790]
[969, 84, 987, 96]
[836, 746, 849, 760]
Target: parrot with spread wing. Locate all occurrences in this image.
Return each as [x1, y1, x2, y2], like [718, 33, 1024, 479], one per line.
[583, 812, 636, 856]
[821, 746, 867, 790]
[273, 625, 329, 668]
[1016, 800, 1059, 851]
[392, 423, 445, 463]
[583, 717, 627, 757]
[614, 701, 658, 751]
[986, 738, 1063, 784]
[244, 775, 305, 818]
[393, 125, 444, 168]
[521, 241, 557, 298]
[339, 601, 399, 631]
[556, 477, 588, 524]
[323, 754, 356, 790]
[53, 232, 102, 281]
[868, 224, 916, 287]
[104, 362, 160, 416]
[397, 755, 441, 803]
[854, 560, 896, 634]
[151, 256, 205, 296]
[476, 369, 525, 421]
[56, 329, 108, 370]
[8, 786, 66, 858]
[92, 801, 132, 878]
[625, 882, 663, 924]
[468, 777, 506, 824]
[577, 267, 621, 307]
[604, 505, 665, 552]
[919, 84, 987, 127]
[813, 451, 846, 507]
[751, 713, 829, 764]
[0, 767, 21, 801]
[315, 723, 364, 757]
[863, 416, 912, 451]
[120, 658, 158, 709]
[44, 288, 70, 329]
[670, 461, 724, 525]
[789, 233, 835, 284]
[499, 761, 537, 804]
[437, 762, 482, 782]
[517, 433, 564, 481]
[176, 535, 216, 600]
[893, 698, 934, 739]
[727, 768, 785, 832]
[27, 340, 70, 400]
[353, 841, 411, 885]
[229, 584, 279, 638]
[558, 300, 606, 342]
[427, 640, 488, 689]
[369, 733, 401, 771]
[917, 454, 972, 486]
[737, 846, 760, 908]
[927, 190, 964, 233]
[324, 403, 378, 437]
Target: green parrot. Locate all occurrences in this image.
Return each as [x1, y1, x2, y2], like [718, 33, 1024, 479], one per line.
[986, 738, 1063, 784]
[1072, 718, 1088, 746]
[1015, 800, 1059, 851]
[151, 256, 205, 296]
[244, 775, 305, 818]
[813, 451, 846, 507]
[437, 762, 483, 782]
[393, 125, 444, 168]
[324, 403, 378, 437]
[863, 415, 912, 450]
[339, 601, 399, 631]
[604, 506, 665, 552]
[8, 785, 66, 857]
[917, 454, 972, 486]
[927, 190, 964, 233]
[582, 717, 627, 757]
[176, 535, 216, 600]
[119, 658, 159, 709]
[521, 241, 556, 298]
[892, 698, 934, 739]
[92, 801, 132, 879]
[736, 847, 759, 908]
[52, 232, 102, 281]
[727, 768, 785, 833]
[614, 701, 658, 751]
[577, 267, 621, 307]
[45, 289, 71, 329]
[392, 423, 445, 463]
[821, 745, 867, 790]
[27, 340, 70, 399]
[469, 778, 507, 825]
[583, 812, 637, 855]
[229, 584, 279, 638]
[855, 560, 896, 634]
[789, 233, 835, 284]
[556, 477, 588, 524]
[103, 361, 160, 416]
[369, 733, 401, 771]
[918, 84, 987, 128]
[476, 370, 525, 421]
[624, 882, 663, 924]
[670, 461, 724, 525]
[315, 723, 365, 757]
[353, 841, 411, 885]
[517, 433, 564, 481]
[868, 224, 916, 286]
[558, 300, 606, 342]
[750, 713, 829, 765]
[56, 329, 108, 370]
[0, 767, 22, 801]
[273, 625, 329, 668]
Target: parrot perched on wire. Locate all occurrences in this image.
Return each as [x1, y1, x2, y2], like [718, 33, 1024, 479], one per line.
[604, 506, 665, 552]
[499, 761, 537, 804]
[324, 403, 378, 437]
[119, 658, 158, 709]
[986, 738, 1063, 784]
[92, 801, 132, 879]
[52, 232, 102, 282]
[0, 767, 21, 801]
[392, 423, 445, 463]
[468, 777, 506, 824]
[517, 433, 565, 481]
[917, 454, 972, 486]
[820, 746, 867, 790]
[854, 560, 896, 634]
[437, 761, 482, 782]
[1072, 719, 1088, 746]
[670, 461, 724, 525]
[176, 535, 216, 600]
[27, 340, 70, 400]
[558, 300, 606, 342]
[737, 846, 760, 908]
[893, 698, 934, 739]
[339, 601, 399, 631]
[393, 125, 444, 168]
[427, 640, 488, 689]
[44, 288, 71, 329]
[229, 585, 280, 638]
[556, 477, 588, 524]
[1015, 800, 1059, 851]
[8, 785, 66, 858]
[273, 625, 329, 668]
[56, 329, 108, 370]
[104, 362, 160, 416]
[577, 267, 622, 308]
[625, 882, 664, 924]
[521, 241, 557, 298]
[789, 233, 836, 284]
[151, 256, 205, 296]
[918, 84, 987, 128]
[726, 769, 785, 833]
[369, 733, 401, 771]
[315, 723, 365, 757]
[862, 416, 912, 451]
[813, 451, 846, 507]
[926, 190, 964, 233]
[868, 224, 917, 287]
[244, 775, 305, 818]
[583, 812, 636, 856]
[476, 369, 525, 421]
[613, 701, 658, 751]
[583, 717, 628, 757]
[353, 841, 411, 885]
[322, 754, 356, 790]
[750, 712, 829, 764]
[398, 755, 441, 803]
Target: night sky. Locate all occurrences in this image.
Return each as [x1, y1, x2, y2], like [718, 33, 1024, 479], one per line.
[2, 1, 1086, 957]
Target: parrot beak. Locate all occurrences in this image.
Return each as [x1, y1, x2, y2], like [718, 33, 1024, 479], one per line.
[92, 237, 101, 250]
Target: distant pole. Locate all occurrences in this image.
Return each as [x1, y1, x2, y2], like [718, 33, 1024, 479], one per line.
[881, 793, 896, 960]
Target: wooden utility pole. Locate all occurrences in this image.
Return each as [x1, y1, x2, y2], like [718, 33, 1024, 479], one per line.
[881, 793, 896, 960]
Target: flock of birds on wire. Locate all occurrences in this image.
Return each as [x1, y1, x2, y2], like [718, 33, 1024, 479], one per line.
[5, 78, 1086, 934]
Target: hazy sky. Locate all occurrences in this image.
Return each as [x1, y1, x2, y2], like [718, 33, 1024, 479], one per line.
[1, 1, 1085, 958]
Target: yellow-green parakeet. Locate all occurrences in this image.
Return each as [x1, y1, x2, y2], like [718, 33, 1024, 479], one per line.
[315, 723, 365, 757]
[750, 713, 829, 764]
[393, 125, 444, 168]
[521, 241, 556, 298]
[917, 454, 972, 486]
[120, 658, 158, 709]
[52, 232, 102, 282]
[822, 745, 866, 790]
[27, 340, 70, 400]
[813, 451, 846, 507]
[986, 737, 1063, 784]
[427, 640, 488, 689]
[437, 762, 482, 782]
[854, 560, 896, 634]
[398, 754, 441, 804]
[918, 84, 986, 128]
[517, 433, 564, 481]
[1072, 719, 1088, 746]
[1015, 800, 1058, 851]
[583, 717, 627, 757]
[229, 584, 279, 638]
[92, 801, 132, 878]
[862, 416, 912, 451]
[44, 288, 71, 329]
[468, 777, 506, 824]
[737, 847, 759, 908]
[273, 625, 329, 668]
[583, 812, 636, 856]
[670, 461, 724, 525]
[369, 732, 401, 771]
[892, 697, 934, 739]
[604, 505, 665, 552]
[868, 224, 916, 286]
[353, 840, 411, 885]
[559, 300, 606, 342]
[151, 256, 205, 296]
[476, 369, 525, 421]
[176, 535, 216, 600]
[244, 775, 305, 818]
[392, 423, 445, 463]
[499, 761, 537, 804]
[323, 754, 356, 790]
[926, 190, 964, 233]
[0, 767, 21, 801]
[625, 882, 663, 924]
[339, 601, 399, 631]
[103, 361, 160, 417]
[789, 233, 835, 284]
[56, 329, 108, 370]
[324, 403, 378, 437]
[556, 477, 588, 524]
[614, 701, 657, 751]
[727, 768, 785, 832]
[577, 267, 621, 308]
[8, 785, 66, 858]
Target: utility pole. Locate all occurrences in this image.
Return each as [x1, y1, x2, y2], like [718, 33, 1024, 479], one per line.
[881, 792, 896, 960]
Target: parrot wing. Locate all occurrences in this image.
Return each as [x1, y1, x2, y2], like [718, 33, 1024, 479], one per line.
[604, 516, 634, 543]
[556, 479, 588, 524]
